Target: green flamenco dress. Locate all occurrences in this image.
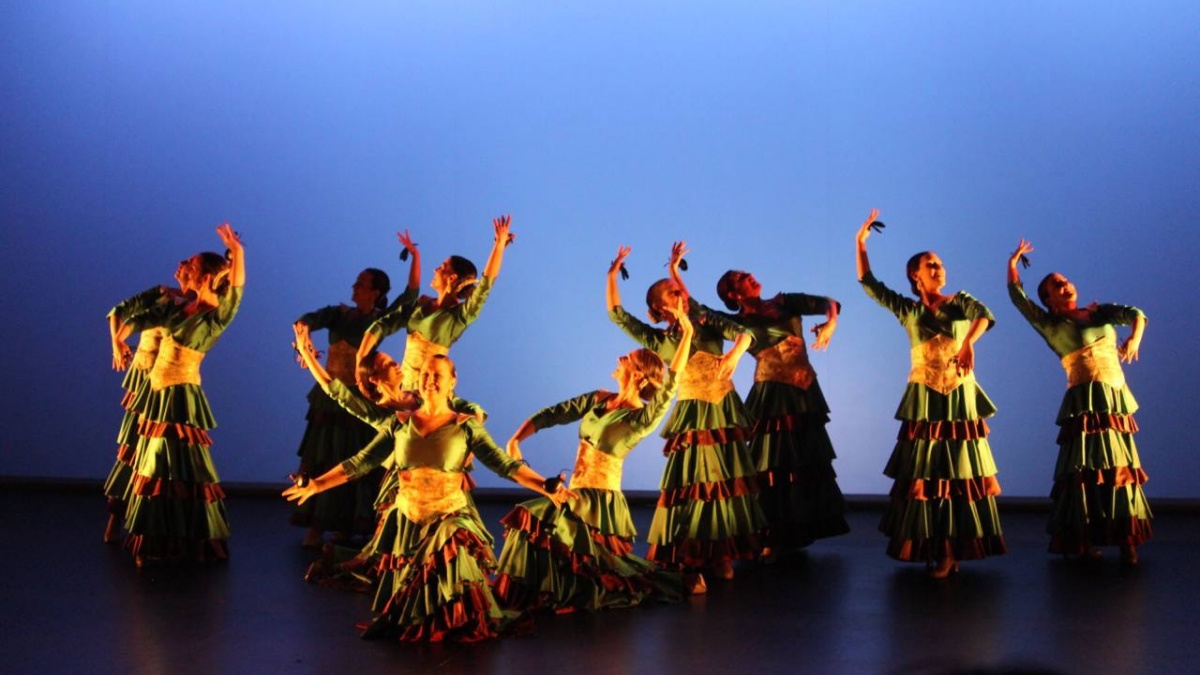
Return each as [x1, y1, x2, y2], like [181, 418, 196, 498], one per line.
[302, 379, 483, 593]
[291, 302, 402, 538]
[335, 409, 524, 642]
[122, 286, 242, 563]
[103, 286, 182, 524]
[494, 371, 685, 612]
[356, 277, 494, 554]
[725, 293, 850, 550]
[609, 305, 766, 569]
[1009, 281, 1152, 554]
[861, 272, 1006, 563]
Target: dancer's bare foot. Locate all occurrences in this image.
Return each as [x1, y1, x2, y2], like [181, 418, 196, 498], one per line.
[684, 572, 707, 595]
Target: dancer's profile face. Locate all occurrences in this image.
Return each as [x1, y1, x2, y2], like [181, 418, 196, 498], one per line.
[431, 258, 457, 294]
[174, 255, 205, 293]
[909, 253, 946, 294]
[351, 271, 380, 309]
[727, 271, 761, 302]
[1042, 273, 1078, 314]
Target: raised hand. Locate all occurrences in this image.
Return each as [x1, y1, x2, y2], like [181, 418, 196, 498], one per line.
[856, 208, 882, 242]
[609, 245, 632, 278]
[1009, 238, 1034, 269]
[493, 214, 515, 247]
[216, 222, 241, 252]
[397, 229, 419, 261]
[669, 240, 690, 272]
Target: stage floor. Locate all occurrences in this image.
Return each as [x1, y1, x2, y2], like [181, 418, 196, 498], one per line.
[5, 488, 1196, 674]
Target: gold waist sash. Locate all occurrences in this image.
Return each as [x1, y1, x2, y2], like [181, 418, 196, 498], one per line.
[679, 351, 734, 403]
[909, 334, 971, 395]
[754, 336, 815, 390]
[1061, 337, 1125, 389]
[132, 328, 165, 372]
[400, 332, 450, 390]
[149, 336, 205, 391]
[395, 467, 469, 524]
[325, 340, 357, 386]
[569, 442, 623, 491]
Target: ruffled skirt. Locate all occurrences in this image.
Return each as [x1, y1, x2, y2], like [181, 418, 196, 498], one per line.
[646, 393, 766, 568]
[879, 382, 1007, 562]
[1047, 382, 1152, 554]
[494, 488, 683, 612]
[289, 387, 380, 535]
[363, 505, 513, 642]
[122, 383, 229, 563]
[745, 378, 849, 549]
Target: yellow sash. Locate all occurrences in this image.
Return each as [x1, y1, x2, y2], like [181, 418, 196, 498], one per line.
[569, 442, 624, 491]
[149, 336, 204, 391]
[678, 351, 734, 403]
[753, 335, 815, 390]
[132, 328, 165, 372]
[400, 332, 450, 390]
[395, 467, 469, 524]
[1061, 336, 1126, 389]
[909, 334, 970, 395]
[325, 340, 357, 386]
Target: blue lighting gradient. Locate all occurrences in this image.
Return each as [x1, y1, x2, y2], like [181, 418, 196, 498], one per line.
[2, 1, 1196, 498]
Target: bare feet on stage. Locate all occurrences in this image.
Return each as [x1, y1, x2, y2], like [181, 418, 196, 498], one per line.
[103, 515, 121, 544]
[929, 557, 960, 579]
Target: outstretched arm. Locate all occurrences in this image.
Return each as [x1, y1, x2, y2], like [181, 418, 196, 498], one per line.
[293, 324, 333, 387]
[667, 240, 691, 303]
[216, 223, 245, 288]
[283, 463, 350, 505]
[398, 229, 421, 293]
[482, 214, 515, 281]
[1007, 238, 1034, 285]
[606, 245, 631, 312]
[855, 208, 880, 281]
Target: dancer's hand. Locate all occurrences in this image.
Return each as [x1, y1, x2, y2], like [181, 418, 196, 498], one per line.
[493, 214, 515, 247]
[810, 319, 837, 351]
[856, 208, 881, 242]
[1119, 337, 1141, 363]
[111, 340, 132, 371]
[609, 245, 632, 278]
[953, 342, 975, 375]
[216, 222, 242, 252]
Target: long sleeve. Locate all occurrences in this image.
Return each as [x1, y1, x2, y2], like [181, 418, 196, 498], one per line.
[529, 392, 598, 431]
[777, 292, 840, 317]
[630, 370, 680, 434]
[609, 305, 665, 352]
[340, 428, 396, 479]
[860, 270, 917, 323]
[464, 419, 522, 479]
[322, 379, 393, 428]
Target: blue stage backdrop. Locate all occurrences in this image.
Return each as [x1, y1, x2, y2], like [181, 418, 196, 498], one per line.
[2, 1, 1196, 498]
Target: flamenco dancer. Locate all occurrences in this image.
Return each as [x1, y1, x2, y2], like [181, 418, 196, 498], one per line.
[1007, 239, 1151, 564]
[283, 348, 571, 643]
[103, 284, 185, 543]
[289, 255, 410, 549]
[855, 209, 1006, 578]
[308, 221, 508, 586]
[714, 263, 850, 556]
[118, 224, 245, 566]
[607, 244, 765, 590]
[493, 292, 694, 612]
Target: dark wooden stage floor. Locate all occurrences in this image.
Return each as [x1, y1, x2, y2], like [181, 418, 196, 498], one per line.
[4, 487, 1196, 674]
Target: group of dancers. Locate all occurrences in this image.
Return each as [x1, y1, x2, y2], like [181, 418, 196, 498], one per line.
[103, 210, 1153, 643]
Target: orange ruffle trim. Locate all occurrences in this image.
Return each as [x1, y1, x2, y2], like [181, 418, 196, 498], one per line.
[137, 419, 213, 446]
[898, 419, 990, 442]
[663, 427, 750, 455]
[889, 476, 1001, 502]
[1056, 413, 1138, 443]
[647, 534, 761, 569]
[129, 475, 226, 502]
[656, 475, 758, 508]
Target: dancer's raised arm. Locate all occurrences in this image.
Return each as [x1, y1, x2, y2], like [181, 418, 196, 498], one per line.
[1007, 238, 1034, 285]
[667, 240, 691, 303]
[216, 223, 245, 289]
[855, 208, 881, 280]
[482, 214, 515, 281]
[398, 229, 421, 293]
[606, 245, 631, 311]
